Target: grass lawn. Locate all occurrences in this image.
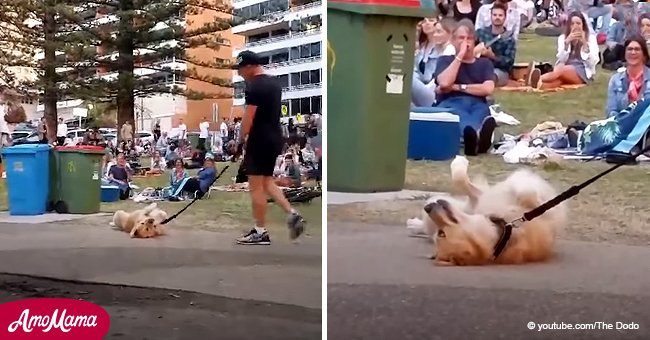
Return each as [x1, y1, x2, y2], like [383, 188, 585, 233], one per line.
[328, 33, 650, 246]
[0, 162, 322, 239]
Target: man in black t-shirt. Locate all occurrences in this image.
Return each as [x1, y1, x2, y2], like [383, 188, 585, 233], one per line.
[232, 50, 305, 245]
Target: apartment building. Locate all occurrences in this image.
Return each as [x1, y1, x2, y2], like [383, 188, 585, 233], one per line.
[231, 0, 322, 118]
[33, 4, 243, 132]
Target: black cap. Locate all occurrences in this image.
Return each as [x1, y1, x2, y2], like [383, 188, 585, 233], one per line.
[232, 50, 262, 69]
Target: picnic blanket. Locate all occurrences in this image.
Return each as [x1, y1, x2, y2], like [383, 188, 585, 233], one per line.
[579, 98, 650, 155]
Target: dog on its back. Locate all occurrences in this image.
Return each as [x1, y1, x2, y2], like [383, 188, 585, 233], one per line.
[111, 203, 168, 238]
[408, 156, 567, 266]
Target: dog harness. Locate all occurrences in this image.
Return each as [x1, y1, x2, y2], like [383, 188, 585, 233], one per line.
[491, 143, 650, 260]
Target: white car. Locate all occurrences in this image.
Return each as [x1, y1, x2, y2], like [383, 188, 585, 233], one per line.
[135, 130, 155, 144]
[66, 129, 87, 145]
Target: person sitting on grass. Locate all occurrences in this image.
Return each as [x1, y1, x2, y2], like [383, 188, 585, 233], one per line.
[475, 2, 517, 88]
[180, 157, 217, 199]
[186, 147, 206, 169]
[602, 1, 639, 71]
[108, 153, 132, 200]
[165, 145, 181, 168]
[475, 0, 521, 41]
[530, 12, 600, 90]
[639, 13, 650, 47]
[147, 150, 164, 175]
[434, 19, 498, 156]
[276, 154, 302, 188]
[605, 36, 650, 117]
[411, 16, 456, 107]
[169, 158, 189, 196]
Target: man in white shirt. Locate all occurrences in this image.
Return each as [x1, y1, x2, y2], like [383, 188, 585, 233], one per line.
[56, 118, 68, 145]
[178, 118, 187, 144]
[198, 116, 210, 151]
[219, 118, 228, 143]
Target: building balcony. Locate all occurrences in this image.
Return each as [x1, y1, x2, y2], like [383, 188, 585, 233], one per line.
[233, 82, 321, 106]
[232, 55, 321, 82]
[233, 28, 321, 55]
[232, 1, 321, 35]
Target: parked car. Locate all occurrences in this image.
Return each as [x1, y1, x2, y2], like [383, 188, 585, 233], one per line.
[11, 130, 31, 141]
[135, 130, 155, 144]
[12, 132, 41, 145]
[66, 129, 88, 144]
[99, 128, 117, 135]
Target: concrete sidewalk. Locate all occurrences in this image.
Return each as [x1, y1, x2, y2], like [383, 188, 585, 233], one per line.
[328, 222, 650, 297]
[328, 222, 650, 339]
[0, 222, 322, 309]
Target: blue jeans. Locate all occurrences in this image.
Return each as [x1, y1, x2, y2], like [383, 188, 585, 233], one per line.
[586, 5, 612, 34]
[435, 96, 491, 133]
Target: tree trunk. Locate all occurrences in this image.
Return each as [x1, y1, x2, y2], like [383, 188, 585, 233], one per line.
[116, 0, 135, 142]
[43, 1, 58, 143]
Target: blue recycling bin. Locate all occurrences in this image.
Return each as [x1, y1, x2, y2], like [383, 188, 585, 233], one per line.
[1, 144, 52, 215]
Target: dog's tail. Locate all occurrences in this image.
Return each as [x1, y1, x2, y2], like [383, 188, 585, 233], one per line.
[450, 156, 483, 208]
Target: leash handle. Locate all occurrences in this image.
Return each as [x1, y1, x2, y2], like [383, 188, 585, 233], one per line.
[161, 165, 230, 225]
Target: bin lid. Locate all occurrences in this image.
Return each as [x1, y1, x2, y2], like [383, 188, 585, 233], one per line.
[328, 0, 435, 16]
[56, 145, 105, 154]
[1, 144, 52, 155]
[410, 112, 459, 123]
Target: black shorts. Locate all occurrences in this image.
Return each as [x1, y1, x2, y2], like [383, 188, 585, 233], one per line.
[244, 142, 281, 177]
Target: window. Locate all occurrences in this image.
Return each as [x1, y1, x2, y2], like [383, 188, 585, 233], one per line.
[311, 96, 321, 114]
[300, 71, 310, 85]
[310, 70, 320, 84]
[234, 82, 246, 98]
[301, 97, 311, 114]
[290, 46, 300, 60]
[300, 45, 311, 58]
[290, 98, 300, 116]
[311, 42, 321, 57]
[273, 52, 289, 63]
[290, 72, 300, 86]
[278, 74, 289, 88]
[271, 29, 289, 37]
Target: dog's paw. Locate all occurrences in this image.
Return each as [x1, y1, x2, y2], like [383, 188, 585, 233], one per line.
[450, 156, 469, 172]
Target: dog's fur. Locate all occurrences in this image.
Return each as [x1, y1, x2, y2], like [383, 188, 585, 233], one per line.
[409, 156, 567, 266]
[110, 203, 168, 238]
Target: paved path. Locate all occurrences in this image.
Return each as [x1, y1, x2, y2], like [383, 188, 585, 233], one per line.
[0, 222, 321, 309]
[328, 222, 650, 340]
[0, 274, 321, 340]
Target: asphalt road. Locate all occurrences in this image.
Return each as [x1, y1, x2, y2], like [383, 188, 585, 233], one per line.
[328, 283, 650, 340]
[0, 274, 322, 340]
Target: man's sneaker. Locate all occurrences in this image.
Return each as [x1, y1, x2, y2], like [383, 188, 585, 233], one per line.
[287, 213, 305, 240]
[463, 126, 478, 156]
[236, 229, 271, 245]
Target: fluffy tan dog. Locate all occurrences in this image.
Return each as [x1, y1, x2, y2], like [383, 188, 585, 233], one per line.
[111, 203, 168, 238]
[412, 156, 567, 266]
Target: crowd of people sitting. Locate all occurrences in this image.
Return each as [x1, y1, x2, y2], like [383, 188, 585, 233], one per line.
[413, 0, 650, 156]
[100, 114, 322, 202]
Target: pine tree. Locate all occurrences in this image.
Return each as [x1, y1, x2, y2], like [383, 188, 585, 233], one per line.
[57, 0, 236, 140]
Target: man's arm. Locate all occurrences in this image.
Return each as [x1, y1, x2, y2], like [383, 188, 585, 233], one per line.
[435, 56, 461, 89]
[240, 82, 264, 143]
[452, 82, 495, 97]
[241, 105, 256, 143]
[492, 40, 516, 71]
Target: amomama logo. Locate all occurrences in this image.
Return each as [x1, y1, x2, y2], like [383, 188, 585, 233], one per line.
[0, 298, 110, 339]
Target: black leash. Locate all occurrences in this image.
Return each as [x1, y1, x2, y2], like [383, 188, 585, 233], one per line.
[492, 143, 650, 259]
[160, 165, 230, 225]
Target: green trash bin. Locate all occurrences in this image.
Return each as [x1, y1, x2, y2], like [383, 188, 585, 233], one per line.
[328, 1, 434, 192]
[51, 145, 105, 214]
